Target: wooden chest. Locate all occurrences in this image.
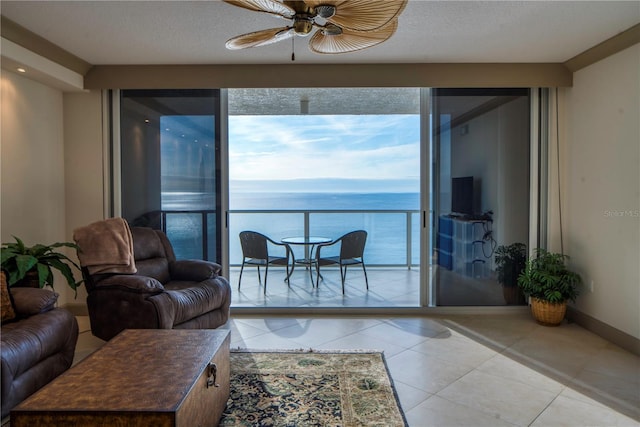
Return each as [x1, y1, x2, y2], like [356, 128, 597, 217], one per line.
[11, 329, 230, 427]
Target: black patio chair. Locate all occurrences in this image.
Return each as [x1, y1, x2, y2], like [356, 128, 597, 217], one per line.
[238, 231, 294, 294]
[315, 230, 368, 294]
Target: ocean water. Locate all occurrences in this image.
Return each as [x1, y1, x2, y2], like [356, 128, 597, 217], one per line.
[230, 192, 420, 211]
[163, 192, 421, 265]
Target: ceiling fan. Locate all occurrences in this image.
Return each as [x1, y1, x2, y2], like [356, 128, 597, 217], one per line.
[223, 0, 408, 55]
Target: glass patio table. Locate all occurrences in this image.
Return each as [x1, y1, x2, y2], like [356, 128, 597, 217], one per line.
[281, 236, 332, 284]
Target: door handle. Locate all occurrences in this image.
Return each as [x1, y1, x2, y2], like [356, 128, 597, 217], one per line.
[206, 363, 219, 388]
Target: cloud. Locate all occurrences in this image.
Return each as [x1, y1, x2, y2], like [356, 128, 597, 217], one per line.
[229, 114, 420, 182]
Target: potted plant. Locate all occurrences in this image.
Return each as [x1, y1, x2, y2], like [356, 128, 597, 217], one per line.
[517, 248, 582, 326]
[495, 242, 527, 305]
[1, 236, 83, 296]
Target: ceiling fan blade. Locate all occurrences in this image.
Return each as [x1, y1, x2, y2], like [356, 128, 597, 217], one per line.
[223, 0, 295, 19]
[304, 0, 407, 32]
[309, 19, 398, 54]
[225, 27, 294, 50]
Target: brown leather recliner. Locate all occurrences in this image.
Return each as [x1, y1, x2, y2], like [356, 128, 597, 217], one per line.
[1, 286, 79, 419]
[83, 227, 231, 341]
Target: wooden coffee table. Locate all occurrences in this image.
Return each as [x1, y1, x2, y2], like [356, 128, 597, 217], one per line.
[11, 329, 230, 427]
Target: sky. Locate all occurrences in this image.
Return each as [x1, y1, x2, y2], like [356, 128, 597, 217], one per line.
[228, 114, 421, 193]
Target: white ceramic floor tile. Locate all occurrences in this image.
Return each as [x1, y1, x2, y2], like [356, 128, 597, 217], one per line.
[441, 315, 537, 350]
[359, 321, 433, 348]
[387, 349, 474, 393]
[573, 368, 640, 408]
[233, 316, 305, 332]
[437, 369, 558, 426]
[477, 353, 566, 395]
[393, 381, 433, 413]
[227, 320, 269, 341]
[406, 395, 518, 427]
[581, 343, 640, 382]
[272, 317, 383, 348]
[504, 332, 601, 380]
[409, 332, 497, 369]
[384, 317, 452, 338]
[316, 331, 408, 357]
[531, 394, 640, 427]
[560, 382, 640, 422]
[233, 331, 308, 350]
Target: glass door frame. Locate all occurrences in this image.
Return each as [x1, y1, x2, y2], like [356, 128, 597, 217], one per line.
[111, 88, 224, 266]
[426, 88, 543, 307]
[107, 86, 547, 309]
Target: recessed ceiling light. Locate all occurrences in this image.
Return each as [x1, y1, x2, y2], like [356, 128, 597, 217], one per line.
[17, 67, 26, 73]
[144, 119, 150, 123]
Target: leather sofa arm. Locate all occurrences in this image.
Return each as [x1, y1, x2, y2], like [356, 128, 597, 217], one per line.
[170, 260, 221, 282]
[93, 275, 165, 294]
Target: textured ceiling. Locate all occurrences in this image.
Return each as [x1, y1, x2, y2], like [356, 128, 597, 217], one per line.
[228, 88, 421, 115]
[1, 1, 638, 65]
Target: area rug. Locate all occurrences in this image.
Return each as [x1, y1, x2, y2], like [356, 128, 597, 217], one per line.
[220, 349, 408, 427]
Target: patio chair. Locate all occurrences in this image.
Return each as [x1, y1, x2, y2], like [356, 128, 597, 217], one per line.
[238, 231, 294, 294]
[315, 230, 368, 294]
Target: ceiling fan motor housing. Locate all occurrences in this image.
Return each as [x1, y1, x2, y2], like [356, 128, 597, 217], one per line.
[293, 16, 314, 35]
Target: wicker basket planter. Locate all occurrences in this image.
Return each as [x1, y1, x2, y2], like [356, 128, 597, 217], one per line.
[530, 297, 567, 326]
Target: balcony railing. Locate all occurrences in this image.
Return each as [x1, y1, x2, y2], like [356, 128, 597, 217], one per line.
[160, 209, 421, 268]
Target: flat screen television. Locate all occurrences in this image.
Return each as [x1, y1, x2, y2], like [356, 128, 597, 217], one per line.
[451, 176, 474, 215]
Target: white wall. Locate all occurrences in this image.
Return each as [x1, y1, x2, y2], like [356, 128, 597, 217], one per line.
[0, 70, 70, 293]
[1, 70, 104, 306]
[561, 44, 640, 339]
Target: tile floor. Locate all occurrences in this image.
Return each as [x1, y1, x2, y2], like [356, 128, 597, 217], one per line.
[229, 265, 518, 308]
[230, 266, 423, 308]
[74, 312, 640, 427]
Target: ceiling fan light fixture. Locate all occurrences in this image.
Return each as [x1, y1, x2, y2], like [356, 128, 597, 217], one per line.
[315, 5, 336, 19]
[321, 23, 342, 36]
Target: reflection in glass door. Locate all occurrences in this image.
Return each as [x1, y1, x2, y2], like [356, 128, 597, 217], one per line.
[431, 89, 531, 306]
[119, 89, 222, 263]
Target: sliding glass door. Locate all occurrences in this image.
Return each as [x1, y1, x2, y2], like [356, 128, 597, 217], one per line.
[113, 86, 538, 309]
[431, 89, 531, 306]
[119, 89, 223, 263]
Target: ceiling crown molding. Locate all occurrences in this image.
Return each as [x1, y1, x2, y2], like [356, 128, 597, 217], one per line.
[564, 23, 640, 72]
[84, 63, 573, 89]
[1, 16, 92, 76]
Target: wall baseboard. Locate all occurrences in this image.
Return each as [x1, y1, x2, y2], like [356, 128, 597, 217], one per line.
[567, 307, 640, 357]
[63, 302, 88, 317]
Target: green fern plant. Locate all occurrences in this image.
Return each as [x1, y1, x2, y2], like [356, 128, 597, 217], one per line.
[517, 248, 581, 303]
[1, 236, 83, 296]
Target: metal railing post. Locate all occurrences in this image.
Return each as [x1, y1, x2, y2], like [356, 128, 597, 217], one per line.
[304, 211, 310, 260]
[406, 212, 412, 269]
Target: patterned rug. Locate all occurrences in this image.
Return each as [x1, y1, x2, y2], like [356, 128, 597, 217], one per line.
[220, 350, 408, 427]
